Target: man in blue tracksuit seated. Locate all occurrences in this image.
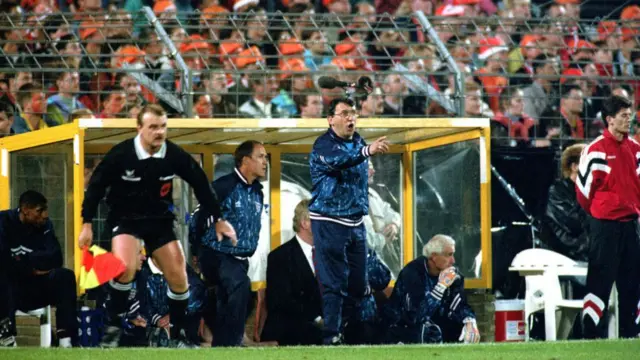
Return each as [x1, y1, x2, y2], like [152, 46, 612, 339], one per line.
[138, 258, 207, 347]
[381, 234, 480, 344]
[309, 97, 390, 345]
[344, 248, 391, 345]
[190, 140, 267, 347]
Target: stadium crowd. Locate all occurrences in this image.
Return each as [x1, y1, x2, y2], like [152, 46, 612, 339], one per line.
[0, 0, 638, 348]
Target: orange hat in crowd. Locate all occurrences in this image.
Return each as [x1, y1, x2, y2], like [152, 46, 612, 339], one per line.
[332, 57, 358, 70]
[520, 34, 541, 48]
[621, 5, 640, 21]
[597, 21, 619, 40]
[567, 39, 596, 54]
[335, 40, 357, 56]
[153, 0, 177, 14]
[554, 0, 580, 4]
[115, 46, 146, 69]
[322, 0, 339, 7]
[477, 37, 508, 61]
[560, 68, 583, 84]
[453, 0, 479, 5]
[200, 5, 229, 21]
[279, 58, 309, 80]
[233, 46, 264, 69]
[435, 4, 465, 17]
[218, 41, 244, 61]
[279, 40, 305, 56]
[180, 34, 212, 54]
[79, 20, 104, 41]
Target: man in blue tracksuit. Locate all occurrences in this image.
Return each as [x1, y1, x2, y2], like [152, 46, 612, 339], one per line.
[381, 234, 480, 344]
[309, 97, 390, 344]
[138, 258, 207, 347]
[190, 140, 267, 347]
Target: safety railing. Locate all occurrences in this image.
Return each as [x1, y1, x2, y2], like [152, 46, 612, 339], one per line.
[0, 8, 638, 148]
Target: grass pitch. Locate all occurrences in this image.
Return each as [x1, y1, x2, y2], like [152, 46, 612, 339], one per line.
[1, 340, 639, 360]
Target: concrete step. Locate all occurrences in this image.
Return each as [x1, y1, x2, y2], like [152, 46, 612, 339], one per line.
[16, 335, 43, 347]
[15, 310, 57, 347]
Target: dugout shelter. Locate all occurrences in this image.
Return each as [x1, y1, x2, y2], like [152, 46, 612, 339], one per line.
[0, 117, 492, 289]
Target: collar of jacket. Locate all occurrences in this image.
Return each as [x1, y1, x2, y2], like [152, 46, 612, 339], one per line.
[234, 167, 263, 190]
[603, 129, 628, 143]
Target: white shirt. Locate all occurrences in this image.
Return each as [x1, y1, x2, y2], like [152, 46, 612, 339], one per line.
[134, 134, 167, 160]
[365, 187, 401, 253]
[296, 234, 315, 275]
[253, 98, 272, 118]
[148, 258, 163, 275]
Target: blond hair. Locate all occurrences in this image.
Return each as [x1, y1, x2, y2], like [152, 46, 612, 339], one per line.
[292, 199, 311, 233]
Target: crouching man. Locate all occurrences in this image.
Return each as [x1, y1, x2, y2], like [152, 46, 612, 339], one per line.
[381, 234, 479, 344]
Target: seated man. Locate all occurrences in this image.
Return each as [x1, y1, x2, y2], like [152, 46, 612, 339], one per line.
[138, 257, 207, 347]
[381, 234, 479, 344]
[119, 243, 149, 347]
[0, 190, 77, 347]
[261, 199, 323, 345]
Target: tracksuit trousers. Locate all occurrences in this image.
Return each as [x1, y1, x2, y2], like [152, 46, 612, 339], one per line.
[311, 219, 367, 344]
[583, 217, 640, 338]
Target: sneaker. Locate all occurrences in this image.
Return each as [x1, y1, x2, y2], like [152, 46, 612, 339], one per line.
[100, 326, 122, 348]
[0, 335, 16, 347]
[325, 334, 344, 346]
[0, 318, 16, 347]
[169, 330, 199, 349]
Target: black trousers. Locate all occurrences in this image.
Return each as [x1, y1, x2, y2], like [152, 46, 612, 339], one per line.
[199, 247, 251, 347]
[0, 268, 78, 339]
[261, 318, 323, 346]
[583, 217, 640, 338]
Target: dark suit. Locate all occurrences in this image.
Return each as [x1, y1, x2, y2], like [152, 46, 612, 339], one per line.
[261, 237, 323, 345]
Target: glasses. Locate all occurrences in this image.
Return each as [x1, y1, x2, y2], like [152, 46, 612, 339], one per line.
[334, 110, 358, 118]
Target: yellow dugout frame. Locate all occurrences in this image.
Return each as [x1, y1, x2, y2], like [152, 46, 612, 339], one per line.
[0, 117, 492, 289]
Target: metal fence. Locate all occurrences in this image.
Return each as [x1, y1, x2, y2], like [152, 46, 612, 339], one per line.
[0, 7, 638, 149]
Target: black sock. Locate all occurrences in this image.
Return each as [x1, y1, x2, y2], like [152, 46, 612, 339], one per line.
[106, 280, 133, 327]
[167, 288, 190, 339]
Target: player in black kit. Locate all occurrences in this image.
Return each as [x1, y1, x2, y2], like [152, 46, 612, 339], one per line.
[79, 104, 236, 348]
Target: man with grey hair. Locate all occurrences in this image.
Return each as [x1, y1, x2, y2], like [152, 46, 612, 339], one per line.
[381, 234, 479, 344]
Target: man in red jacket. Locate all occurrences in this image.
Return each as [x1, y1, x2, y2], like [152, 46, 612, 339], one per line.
[576, 95, 640, 339]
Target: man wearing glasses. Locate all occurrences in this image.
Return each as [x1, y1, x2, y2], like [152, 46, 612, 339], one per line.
[309, 97, 390, 345]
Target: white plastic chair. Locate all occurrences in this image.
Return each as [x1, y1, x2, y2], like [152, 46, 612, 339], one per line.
[15, 306, 52, 347]
[509, 248, 618, 341]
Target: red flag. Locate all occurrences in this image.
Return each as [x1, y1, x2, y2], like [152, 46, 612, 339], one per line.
[79, 246, 126, 290]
